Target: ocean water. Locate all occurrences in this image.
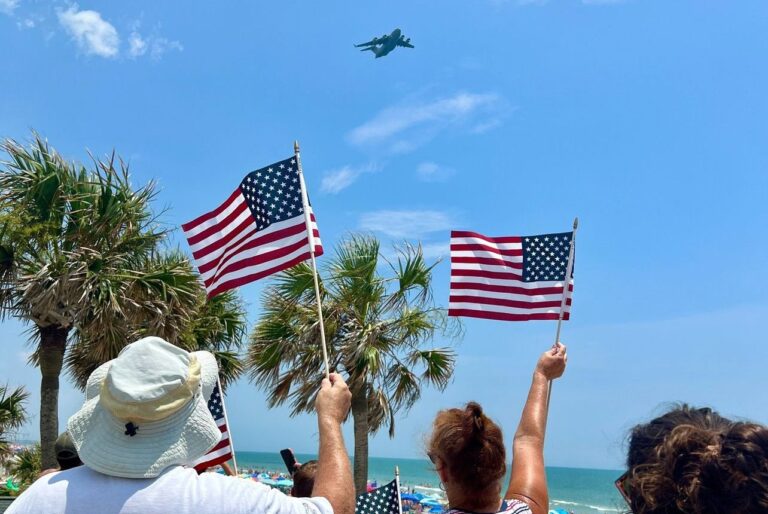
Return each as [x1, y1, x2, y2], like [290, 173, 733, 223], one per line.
[235, 451, 626, 514]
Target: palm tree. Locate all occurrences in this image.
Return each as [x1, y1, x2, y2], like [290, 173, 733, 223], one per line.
[65, 259, 248, 392]
[183, 289, 248, 391]
[8, 444, 41, 488]
[0, 135, 202, 467]
[248, 235, 459, 493]
[0, 385, 28, 460]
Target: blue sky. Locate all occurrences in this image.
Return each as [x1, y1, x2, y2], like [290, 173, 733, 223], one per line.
[1, 0, 767, 470]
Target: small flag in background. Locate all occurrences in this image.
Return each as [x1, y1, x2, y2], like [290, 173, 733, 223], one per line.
[449, 230, 574, 322]
[355, 479, 402, 514]
[192, 384, 233, 472]
[182, 156, 322, 298]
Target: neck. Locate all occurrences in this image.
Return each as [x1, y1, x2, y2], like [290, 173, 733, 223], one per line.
[446, 484, 501, 513]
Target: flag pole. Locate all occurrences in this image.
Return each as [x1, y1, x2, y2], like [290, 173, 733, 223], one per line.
[218, 377, 239, 475]
[395, 466, 403, 514]
[294, 141, 331, 379]
[546, 217, 578, 411]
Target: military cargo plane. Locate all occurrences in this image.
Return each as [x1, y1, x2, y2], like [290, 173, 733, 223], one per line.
[355, 28, 414, 58]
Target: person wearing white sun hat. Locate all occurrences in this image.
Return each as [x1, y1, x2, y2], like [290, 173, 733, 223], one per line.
[7, 336, 355, 514]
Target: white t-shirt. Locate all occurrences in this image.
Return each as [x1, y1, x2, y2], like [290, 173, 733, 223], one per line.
[7, 465, 334, 514]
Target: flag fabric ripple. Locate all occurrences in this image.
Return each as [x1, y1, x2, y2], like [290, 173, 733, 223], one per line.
[182, 156, 322, 297]
[192, 384, 233, 472]
[449, 230, 574, 322]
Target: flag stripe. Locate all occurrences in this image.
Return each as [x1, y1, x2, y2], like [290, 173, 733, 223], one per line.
[205, 437, 231, 454]
[187, 196, 249, 247]
[449, 295, 572, 309]
[205, 233, 314, 287]
[450, 243, 523, 257]
[207, 251, 316, 298]
[199, 219, 319, 281]
[448, 300, 570, 315]
[192, 212, 318, 269]
[451, 268, 524, 281]
[451, 256, 523, 269]
[182, 190, 242, 234]
[448, 308, 571, 322]
[450, 279, 574, 296]
[192, 209, 257, 261]
[450, 248, 523, 262]
[451, 231, 522, 244]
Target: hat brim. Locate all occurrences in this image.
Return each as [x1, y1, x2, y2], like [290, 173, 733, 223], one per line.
[71, 349, 222, 478]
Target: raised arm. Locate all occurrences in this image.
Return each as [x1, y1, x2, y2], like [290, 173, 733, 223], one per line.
[313, 373, 355, 514]
[504, 343, 567, 514]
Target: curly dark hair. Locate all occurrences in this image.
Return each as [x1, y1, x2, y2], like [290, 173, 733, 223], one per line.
[625, 404, 768, 514]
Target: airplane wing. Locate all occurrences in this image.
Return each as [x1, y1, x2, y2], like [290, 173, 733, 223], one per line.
[354, 35, 388, 48]
[396, 37, 414, 48]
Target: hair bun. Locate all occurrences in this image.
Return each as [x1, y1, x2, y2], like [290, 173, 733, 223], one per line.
[464, 401, 485, 438]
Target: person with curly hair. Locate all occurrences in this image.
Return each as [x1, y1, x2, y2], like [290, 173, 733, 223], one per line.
[426, 342, 568, 514]
[616, 404, 768, 514]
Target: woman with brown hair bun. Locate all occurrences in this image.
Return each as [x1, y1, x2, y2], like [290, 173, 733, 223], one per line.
[427, 342, 567, 514]
[616, 404, 768, 514]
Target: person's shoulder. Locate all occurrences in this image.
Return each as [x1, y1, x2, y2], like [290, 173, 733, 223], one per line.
[500, 499, 533, 514]
[184, 469, 271, 494]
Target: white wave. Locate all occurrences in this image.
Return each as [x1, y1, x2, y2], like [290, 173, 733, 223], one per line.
[551, 498, 623, 513]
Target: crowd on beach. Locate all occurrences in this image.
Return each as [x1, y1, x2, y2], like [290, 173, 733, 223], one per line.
[4, 336, 768, 514]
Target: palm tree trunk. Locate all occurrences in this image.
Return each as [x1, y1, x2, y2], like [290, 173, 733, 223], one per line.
[351, 385, 369, 495]
[38, 325, 69, 469]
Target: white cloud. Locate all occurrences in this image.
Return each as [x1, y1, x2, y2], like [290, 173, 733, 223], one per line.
[471, 118, 503, 134]
[321, 166, 358, 194]
[347, 92, 504, 152]
[0, 0, 18, 16]
[359, 210, 454, 238]
[58, 5, 119, 58]
[148, 36, 183, 60]
[17, 17, 35, 29]
[416, 161, 455, 182]
[320, 162, 379, 194]
[128, 21, 183, 60]
[128, 31, 147, 58]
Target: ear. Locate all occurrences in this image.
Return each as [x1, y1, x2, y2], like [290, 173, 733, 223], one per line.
[435, 462, 450, 484]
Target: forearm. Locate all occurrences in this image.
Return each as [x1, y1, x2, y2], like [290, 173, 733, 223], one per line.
[514, 371, 550, 447]
[313, 417, 354, 514]
[504, 371, 551, 512]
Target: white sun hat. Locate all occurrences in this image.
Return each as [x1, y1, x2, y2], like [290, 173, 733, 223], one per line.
[68, 336, 221, 478]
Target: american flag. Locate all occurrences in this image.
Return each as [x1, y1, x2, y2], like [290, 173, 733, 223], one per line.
[449, 230, 574, 322]
[193, 384, 233, 472]
[182, 156, 322, 298]
[355, 479, 402, 514]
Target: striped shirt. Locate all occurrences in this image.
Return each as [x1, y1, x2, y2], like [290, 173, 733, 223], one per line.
[444, 499, 532, 514]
